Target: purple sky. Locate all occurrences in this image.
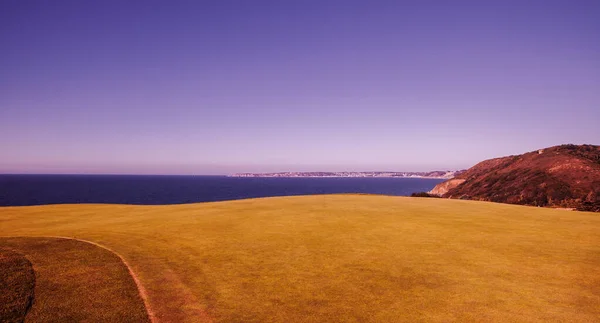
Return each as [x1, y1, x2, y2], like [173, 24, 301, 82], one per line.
[1, 1, 599, 174]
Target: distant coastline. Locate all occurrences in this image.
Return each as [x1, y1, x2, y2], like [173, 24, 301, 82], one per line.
[229, 170, 464, 179]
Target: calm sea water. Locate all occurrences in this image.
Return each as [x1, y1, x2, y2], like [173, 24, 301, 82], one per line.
[0, 175, 443, 206]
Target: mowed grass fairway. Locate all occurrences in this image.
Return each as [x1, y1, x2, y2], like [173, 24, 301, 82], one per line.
[0, 237, 150, 322]
[1, 195, 599, 322]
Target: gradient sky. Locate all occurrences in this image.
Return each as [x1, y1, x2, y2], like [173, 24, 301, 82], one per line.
[1, 1, 599, 174]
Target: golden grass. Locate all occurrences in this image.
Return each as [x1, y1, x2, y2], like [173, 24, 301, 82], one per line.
[1, 195, 599, 322]
[0, 237, 150, 322]
[0, 248, 34, 323]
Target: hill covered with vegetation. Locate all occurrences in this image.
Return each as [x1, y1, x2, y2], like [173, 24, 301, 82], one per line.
[431, 144, 600, 211]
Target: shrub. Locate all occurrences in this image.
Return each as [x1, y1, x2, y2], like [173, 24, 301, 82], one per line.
[410, 192, 440, 198]
[577, 201, 600, 212]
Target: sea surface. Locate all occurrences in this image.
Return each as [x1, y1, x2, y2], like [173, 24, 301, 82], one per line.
[0, 175, 444, 206]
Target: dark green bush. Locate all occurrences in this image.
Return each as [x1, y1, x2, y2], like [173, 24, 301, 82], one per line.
[410, 192, 440, 198]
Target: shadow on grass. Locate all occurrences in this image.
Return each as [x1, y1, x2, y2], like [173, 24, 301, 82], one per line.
[0, 248, 35, 323]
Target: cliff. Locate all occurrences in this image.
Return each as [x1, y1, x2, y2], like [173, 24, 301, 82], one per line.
[430, 144, 600, 212]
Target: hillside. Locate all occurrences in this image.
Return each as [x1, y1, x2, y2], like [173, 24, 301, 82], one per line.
[431, 144, 600, 211]
[1, 195, 599, 322]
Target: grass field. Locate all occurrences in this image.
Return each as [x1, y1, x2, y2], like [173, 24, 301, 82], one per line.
[1, 195, 599, 322]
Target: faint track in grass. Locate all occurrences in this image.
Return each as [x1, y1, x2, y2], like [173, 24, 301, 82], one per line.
[50, 236, 158, 323]
[0, 236, 153, 322]
[53, 232, 215, 323]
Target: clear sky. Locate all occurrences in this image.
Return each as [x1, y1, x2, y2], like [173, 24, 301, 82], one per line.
[1, 1, 599, 174]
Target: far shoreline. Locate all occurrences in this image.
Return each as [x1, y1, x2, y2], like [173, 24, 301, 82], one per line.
[228, 175, 450, 179]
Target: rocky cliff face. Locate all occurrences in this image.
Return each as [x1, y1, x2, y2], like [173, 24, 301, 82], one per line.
[429, 179, 465, 196]
[430, 144, 600, 211]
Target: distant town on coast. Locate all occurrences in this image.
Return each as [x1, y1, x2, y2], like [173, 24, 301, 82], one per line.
[230, 170, 464, 179]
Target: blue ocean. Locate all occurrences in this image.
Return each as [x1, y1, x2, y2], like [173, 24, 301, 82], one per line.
[0, 175, 443, 206]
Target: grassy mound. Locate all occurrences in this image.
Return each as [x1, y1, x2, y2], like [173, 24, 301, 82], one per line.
[1, 195, 599, 322]
[0, 237, 150, 322]
[0, 248, 34, 323]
